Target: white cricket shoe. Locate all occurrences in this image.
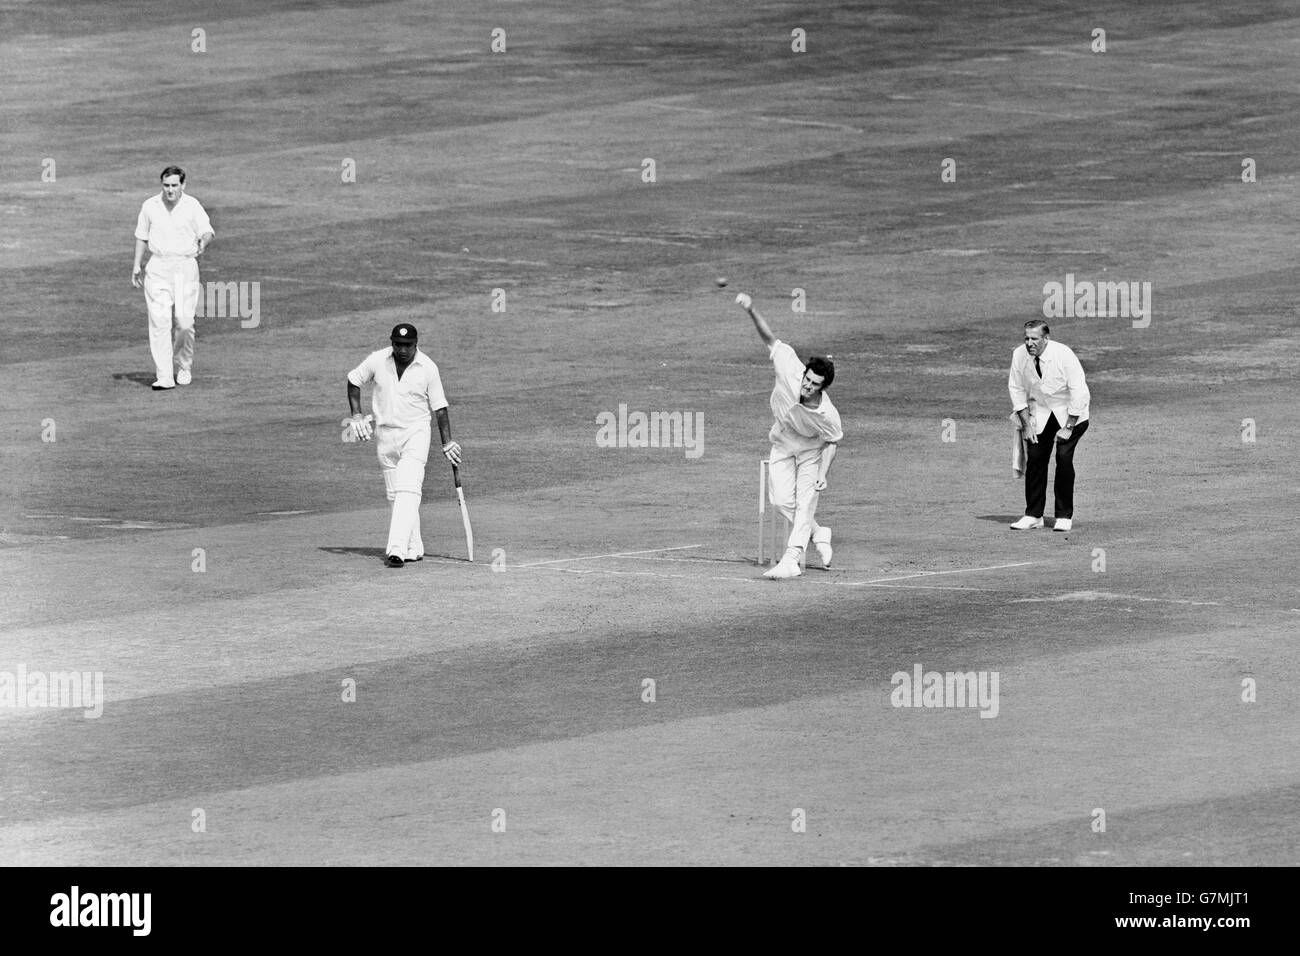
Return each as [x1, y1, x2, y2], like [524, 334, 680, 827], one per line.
[150, 380, 175, 390]
[176, 369, 192, 386]
[763, 553, 803, 580]
[812, 527, 833, 568]
[1053, 518, 1072, 532]
[1009, 515, 1043, 530]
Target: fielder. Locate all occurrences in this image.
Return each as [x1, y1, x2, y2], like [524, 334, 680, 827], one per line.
[345, 324, 462, 568]
[131, 166, 214, 390]
[737, 293, 842, 579]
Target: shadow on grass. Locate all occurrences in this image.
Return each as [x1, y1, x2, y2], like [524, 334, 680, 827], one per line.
[319, 546, 472, 566]
[320, 545, 385, 557]
[111, 371, 161, 388]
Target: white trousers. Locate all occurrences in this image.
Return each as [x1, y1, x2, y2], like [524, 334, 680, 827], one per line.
[143, 258, 199, 385]
[767, 446, 826, 557]
[377, 424, 430, 559]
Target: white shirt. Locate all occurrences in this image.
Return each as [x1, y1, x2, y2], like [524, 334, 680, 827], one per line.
[767, 340, 843, 453]
[348, 348, 448, 429]
[134, 193, 214, 258]
[1008, 339, 1090, 434]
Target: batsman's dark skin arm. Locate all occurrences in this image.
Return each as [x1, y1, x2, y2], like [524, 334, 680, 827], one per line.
[435, 407, 453, 449]
[347, 381, 364, 417]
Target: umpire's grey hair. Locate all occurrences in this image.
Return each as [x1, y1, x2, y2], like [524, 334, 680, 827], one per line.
[1023, 319, 1049, 334]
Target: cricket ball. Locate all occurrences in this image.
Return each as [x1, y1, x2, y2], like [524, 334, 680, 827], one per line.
[715, 277, 728, 288]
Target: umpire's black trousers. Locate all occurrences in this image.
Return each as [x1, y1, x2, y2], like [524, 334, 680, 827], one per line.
[1024, 415, 1089, 519]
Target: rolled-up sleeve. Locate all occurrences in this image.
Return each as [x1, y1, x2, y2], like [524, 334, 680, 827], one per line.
[424, 363, 448, 413]
[770, 340, 804, 378]
[1064, 350, 1090, 418]
[1008, 350, 1028, 411]
[819, 405, 843, 443]
[192, 201, 214, 238]
[347, 352, 377, 388]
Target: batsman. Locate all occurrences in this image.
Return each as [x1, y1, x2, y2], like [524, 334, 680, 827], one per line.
[344, 323, 463, 568]
[737, 293, 842, 579]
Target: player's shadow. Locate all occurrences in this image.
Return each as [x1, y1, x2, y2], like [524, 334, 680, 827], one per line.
[320, 546, 387, 561]
[112, 371, 158, 388]
[974, 514, 1022, 524]
[319, 546, 468, 566]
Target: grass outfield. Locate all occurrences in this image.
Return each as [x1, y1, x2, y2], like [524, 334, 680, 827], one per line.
[1, 0, 1298, 865]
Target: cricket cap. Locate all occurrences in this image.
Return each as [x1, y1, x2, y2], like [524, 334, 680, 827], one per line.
[390, 324, 418, 342]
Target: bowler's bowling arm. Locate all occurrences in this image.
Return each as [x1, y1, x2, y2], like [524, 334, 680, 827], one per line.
[746, 303, 776, 347]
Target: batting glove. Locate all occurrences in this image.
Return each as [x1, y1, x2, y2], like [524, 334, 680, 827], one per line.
[344, 413, 374, 442]
[735, 293, 752, 310]
[442, 441, 462, 465]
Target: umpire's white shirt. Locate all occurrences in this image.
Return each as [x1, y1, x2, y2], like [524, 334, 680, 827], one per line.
[348, 348, 448, 429]
[1008, 339, 1090, 435]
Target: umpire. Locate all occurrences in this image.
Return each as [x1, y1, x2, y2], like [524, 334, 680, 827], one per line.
[1008, 320, 1091, 532]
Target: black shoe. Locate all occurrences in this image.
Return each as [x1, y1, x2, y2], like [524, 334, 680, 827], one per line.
[385, 554, 404, 568]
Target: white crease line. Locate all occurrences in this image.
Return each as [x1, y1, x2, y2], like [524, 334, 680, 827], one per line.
[641, 101, 719, 115]
[617, 554, 764, 566]
[515, 562, 1005, 590]
[522, 564, 757, 584]
[754, 115, 865, 133]
[491, 560, 1262, 606]
[1014, 592, 1222, 607]
[861, 584, 1001, 592]
[24, 514, 109, 521]
[939, 100, 1086, 120]
[514, 545, 702, 568]
[843, 561, 1036, 586]
[615, 554, 1007, 587]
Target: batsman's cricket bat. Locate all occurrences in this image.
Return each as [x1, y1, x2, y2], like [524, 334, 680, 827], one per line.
[452, 464, 474, 561]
